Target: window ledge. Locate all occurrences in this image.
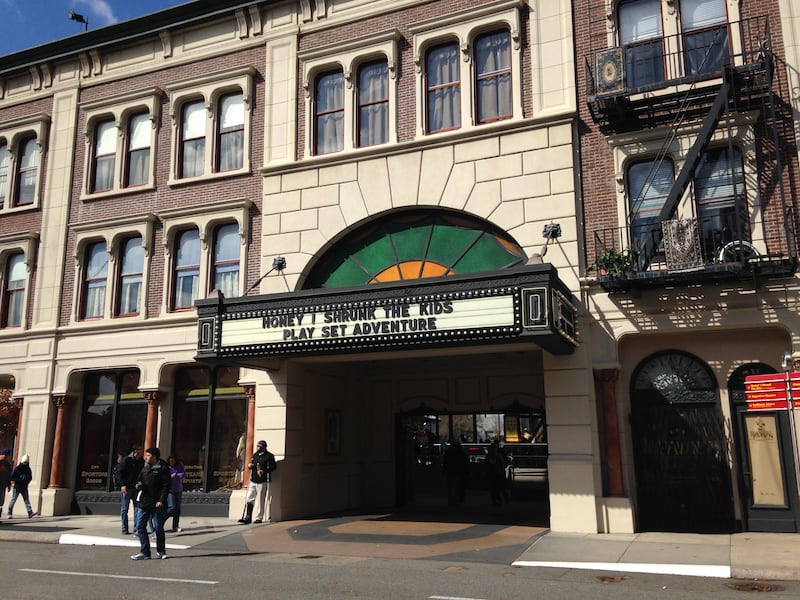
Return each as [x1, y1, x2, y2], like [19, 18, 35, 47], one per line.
[167, 168, 251, 188]
[79, 184, 156, 202]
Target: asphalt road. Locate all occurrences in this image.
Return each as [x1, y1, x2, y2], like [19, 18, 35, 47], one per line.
[3, 539, 800, 600]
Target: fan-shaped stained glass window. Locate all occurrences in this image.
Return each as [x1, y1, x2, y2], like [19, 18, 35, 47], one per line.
[304, 211, 526, 289]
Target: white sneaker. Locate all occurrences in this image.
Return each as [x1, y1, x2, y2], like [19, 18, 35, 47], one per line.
[156, 552, 168, 560]
[130, 553, 151, 560]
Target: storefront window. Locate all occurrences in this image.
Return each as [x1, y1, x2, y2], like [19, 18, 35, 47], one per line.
[173, 366, 245, 492]
[78, 371, 145, 490]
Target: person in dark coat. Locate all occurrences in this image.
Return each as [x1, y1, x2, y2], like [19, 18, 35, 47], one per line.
[6, 454, 37, 518]
[0, 448, 12, 518]
[117, 444, 144, 535]
[487, 440, 510, 505]
[239, 440, 276, 524]
[130, 447, 171, 560]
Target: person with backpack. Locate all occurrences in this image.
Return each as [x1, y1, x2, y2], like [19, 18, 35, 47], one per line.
[117, 444, 144, 535]
[6, 454, 36, 518]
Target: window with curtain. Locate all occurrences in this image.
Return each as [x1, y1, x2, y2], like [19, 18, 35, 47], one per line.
[0, 144, 8, 209]
[2, 253, 25, 328]
[426, 42, 461, 133]
[78, 371, 146, 491]
[681, 0, 729, 76]
[628, 158, 675, 255]
[357, 60, 388, 148]
[92, 120, 116, 193]
[217, 93, 244, 171]
[315, 71, 344, 155]
[212, 223, 239, 298]
[15, 137, 38, 205]
[125, 113, 150, 187]
[695, 146, 746, 258]
[620, 0, 665, 89]
[117, 236, 143, 316]
[173, 229, 200, 310]
[82, 241, 108, 319]
[475, 31, 512, 124]
[181, 100, 206, 178]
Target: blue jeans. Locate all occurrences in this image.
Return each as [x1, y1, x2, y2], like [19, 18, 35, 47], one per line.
[167, 491, 182, 529]
[134, 504, 167, 557]
[120, 489, 136, 532]
[7, 486, 32, 517]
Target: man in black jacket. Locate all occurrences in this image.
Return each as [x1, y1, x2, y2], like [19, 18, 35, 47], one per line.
[239, 440, 276, 524]
[131, 447, 171, 560]
[118, 445, 144, 535]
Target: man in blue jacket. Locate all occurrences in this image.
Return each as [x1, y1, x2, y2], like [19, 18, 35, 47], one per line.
[130, 447, 171, 560]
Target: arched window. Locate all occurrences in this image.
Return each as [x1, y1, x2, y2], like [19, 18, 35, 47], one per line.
[116, 236, 144, 316]
[180, 100, 206, 178]
[314, 70, 345, 155]
[475, 30, 512, 124]
[426, 42, 461, 133]
[217, 93, 244, 171]
[173, 229, 200, 310]
[91, 120, 116, 192]
[82, 241, 108, 320]
[2, 253, 25, 328]
[15, 137, 38, 206]
[212, 223, 240, 298]
[357, 60, 389, 148]
[125, 112, 151, 187]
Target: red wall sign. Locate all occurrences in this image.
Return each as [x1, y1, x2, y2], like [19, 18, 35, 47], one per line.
[744, 373, 800, 411]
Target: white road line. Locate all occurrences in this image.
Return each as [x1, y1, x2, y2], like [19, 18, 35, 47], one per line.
[511, 560, 731, 578]
[20, 568, 218, 585]
[430, 596, 487, 600]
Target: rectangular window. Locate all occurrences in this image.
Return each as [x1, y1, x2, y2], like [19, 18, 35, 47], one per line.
[181, 101, 206, 178]
[173, 229, 200, 310]
[426, 43, 461, 133]
[82, 241, 108, 319]
[92, 120, 116, 192]
[357, 61, 388, 148]
[126, 113, 150, 187]
[15, 137, 38, 206]
[695, 147, 747, 259]
[117, 236, 143, 316]
[628, 159, 674, 256]
[475, 31, 512, 124]
[0, 144, 8, 209]
[681, 0, 729, 76]
[2, 253, 25, 328]
[212, 223, 239, 298]
[620, 0, 665, 89]
[315, 71, 344, 155]
[217, 93, 244, 171]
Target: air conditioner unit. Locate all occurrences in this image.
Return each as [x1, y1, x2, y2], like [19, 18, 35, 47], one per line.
[594, 47, 624, 95]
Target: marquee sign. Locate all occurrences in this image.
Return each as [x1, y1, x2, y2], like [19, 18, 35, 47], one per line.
[195, 264, 579, 365]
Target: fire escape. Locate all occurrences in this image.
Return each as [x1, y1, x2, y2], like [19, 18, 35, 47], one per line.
[585, 11, 798, 292]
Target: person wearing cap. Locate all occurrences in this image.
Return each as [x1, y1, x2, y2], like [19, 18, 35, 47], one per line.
[7, 454, 37, 518]
[239, 439, 276, 524]
[0, 448, 12, 519]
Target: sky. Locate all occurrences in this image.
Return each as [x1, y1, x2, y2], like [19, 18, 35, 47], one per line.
[0, 0, 195, 56]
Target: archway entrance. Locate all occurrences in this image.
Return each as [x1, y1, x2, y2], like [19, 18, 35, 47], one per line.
[630, 351, 734, 533]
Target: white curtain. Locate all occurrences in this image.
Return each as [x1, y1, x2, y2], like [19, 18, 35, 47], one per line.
[620, 0, 662, 44]
[219, 94, 244, 170]
[315, 72, 344, 154]
[681, 0, 727, 30]
[213, 223, 239, 297]
[17, 137, 38, 204]
[5, 253, 25, 326]
[182, 102, 206, 177]
[94, 121, 116, 191]
[174, 230, 200, 308]
[127, 113, 150, 186]
[119, 237, 143, 315]
[476, 32, 511, 123]
[358, 61, 388, 147]
[427, 44, 461, 132]
[0, 144, 9, 206]
[83, 242, 107, 318]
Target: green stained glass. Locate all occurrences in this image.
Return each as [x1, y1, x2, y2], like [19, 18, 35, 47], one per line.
[305, 210, 526, 289]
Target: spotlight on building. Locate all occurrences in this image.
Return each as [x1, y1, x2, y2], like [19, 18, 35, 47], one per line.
[68, 11, 89, 31]
[246, 256, 288, 293]
[528, 223, 562, 264]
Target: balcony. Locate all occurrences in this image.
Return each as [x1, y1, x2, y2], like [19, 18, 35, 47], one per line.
[590, 213, 798, 292]
[585, 17, 772, 130]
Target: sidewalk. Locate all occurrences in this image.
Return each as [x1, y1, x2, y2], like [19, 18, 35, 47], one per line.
[1, 513, 799, 581]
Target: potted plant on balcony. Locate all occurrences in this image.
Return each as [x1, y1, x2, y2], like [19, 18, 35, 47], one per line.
[592, 247, 634, 277]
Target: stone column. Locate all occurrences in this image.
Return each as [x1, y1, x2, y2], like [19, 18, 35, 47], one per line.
[143, 390, 159, 449]
[243, 384, 256, 488]
[594, 368, 624, 497]
[48, 395, 67, 489]
[12, 397, 23, 466]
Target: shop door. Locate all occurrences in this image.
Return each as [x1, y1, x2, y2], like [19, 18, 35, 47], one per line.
[630, 351, 735, 533]
[730, 364, 800, 532]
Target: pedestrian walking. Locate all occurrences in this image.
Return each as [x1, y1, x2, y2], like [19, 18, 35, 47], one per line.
[239, 440, 276, 524]
[166, 455, 185, 532]
[130, 447, 171, 560]
[7, 454, 37, 518]
[117, 444, 144, 535]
